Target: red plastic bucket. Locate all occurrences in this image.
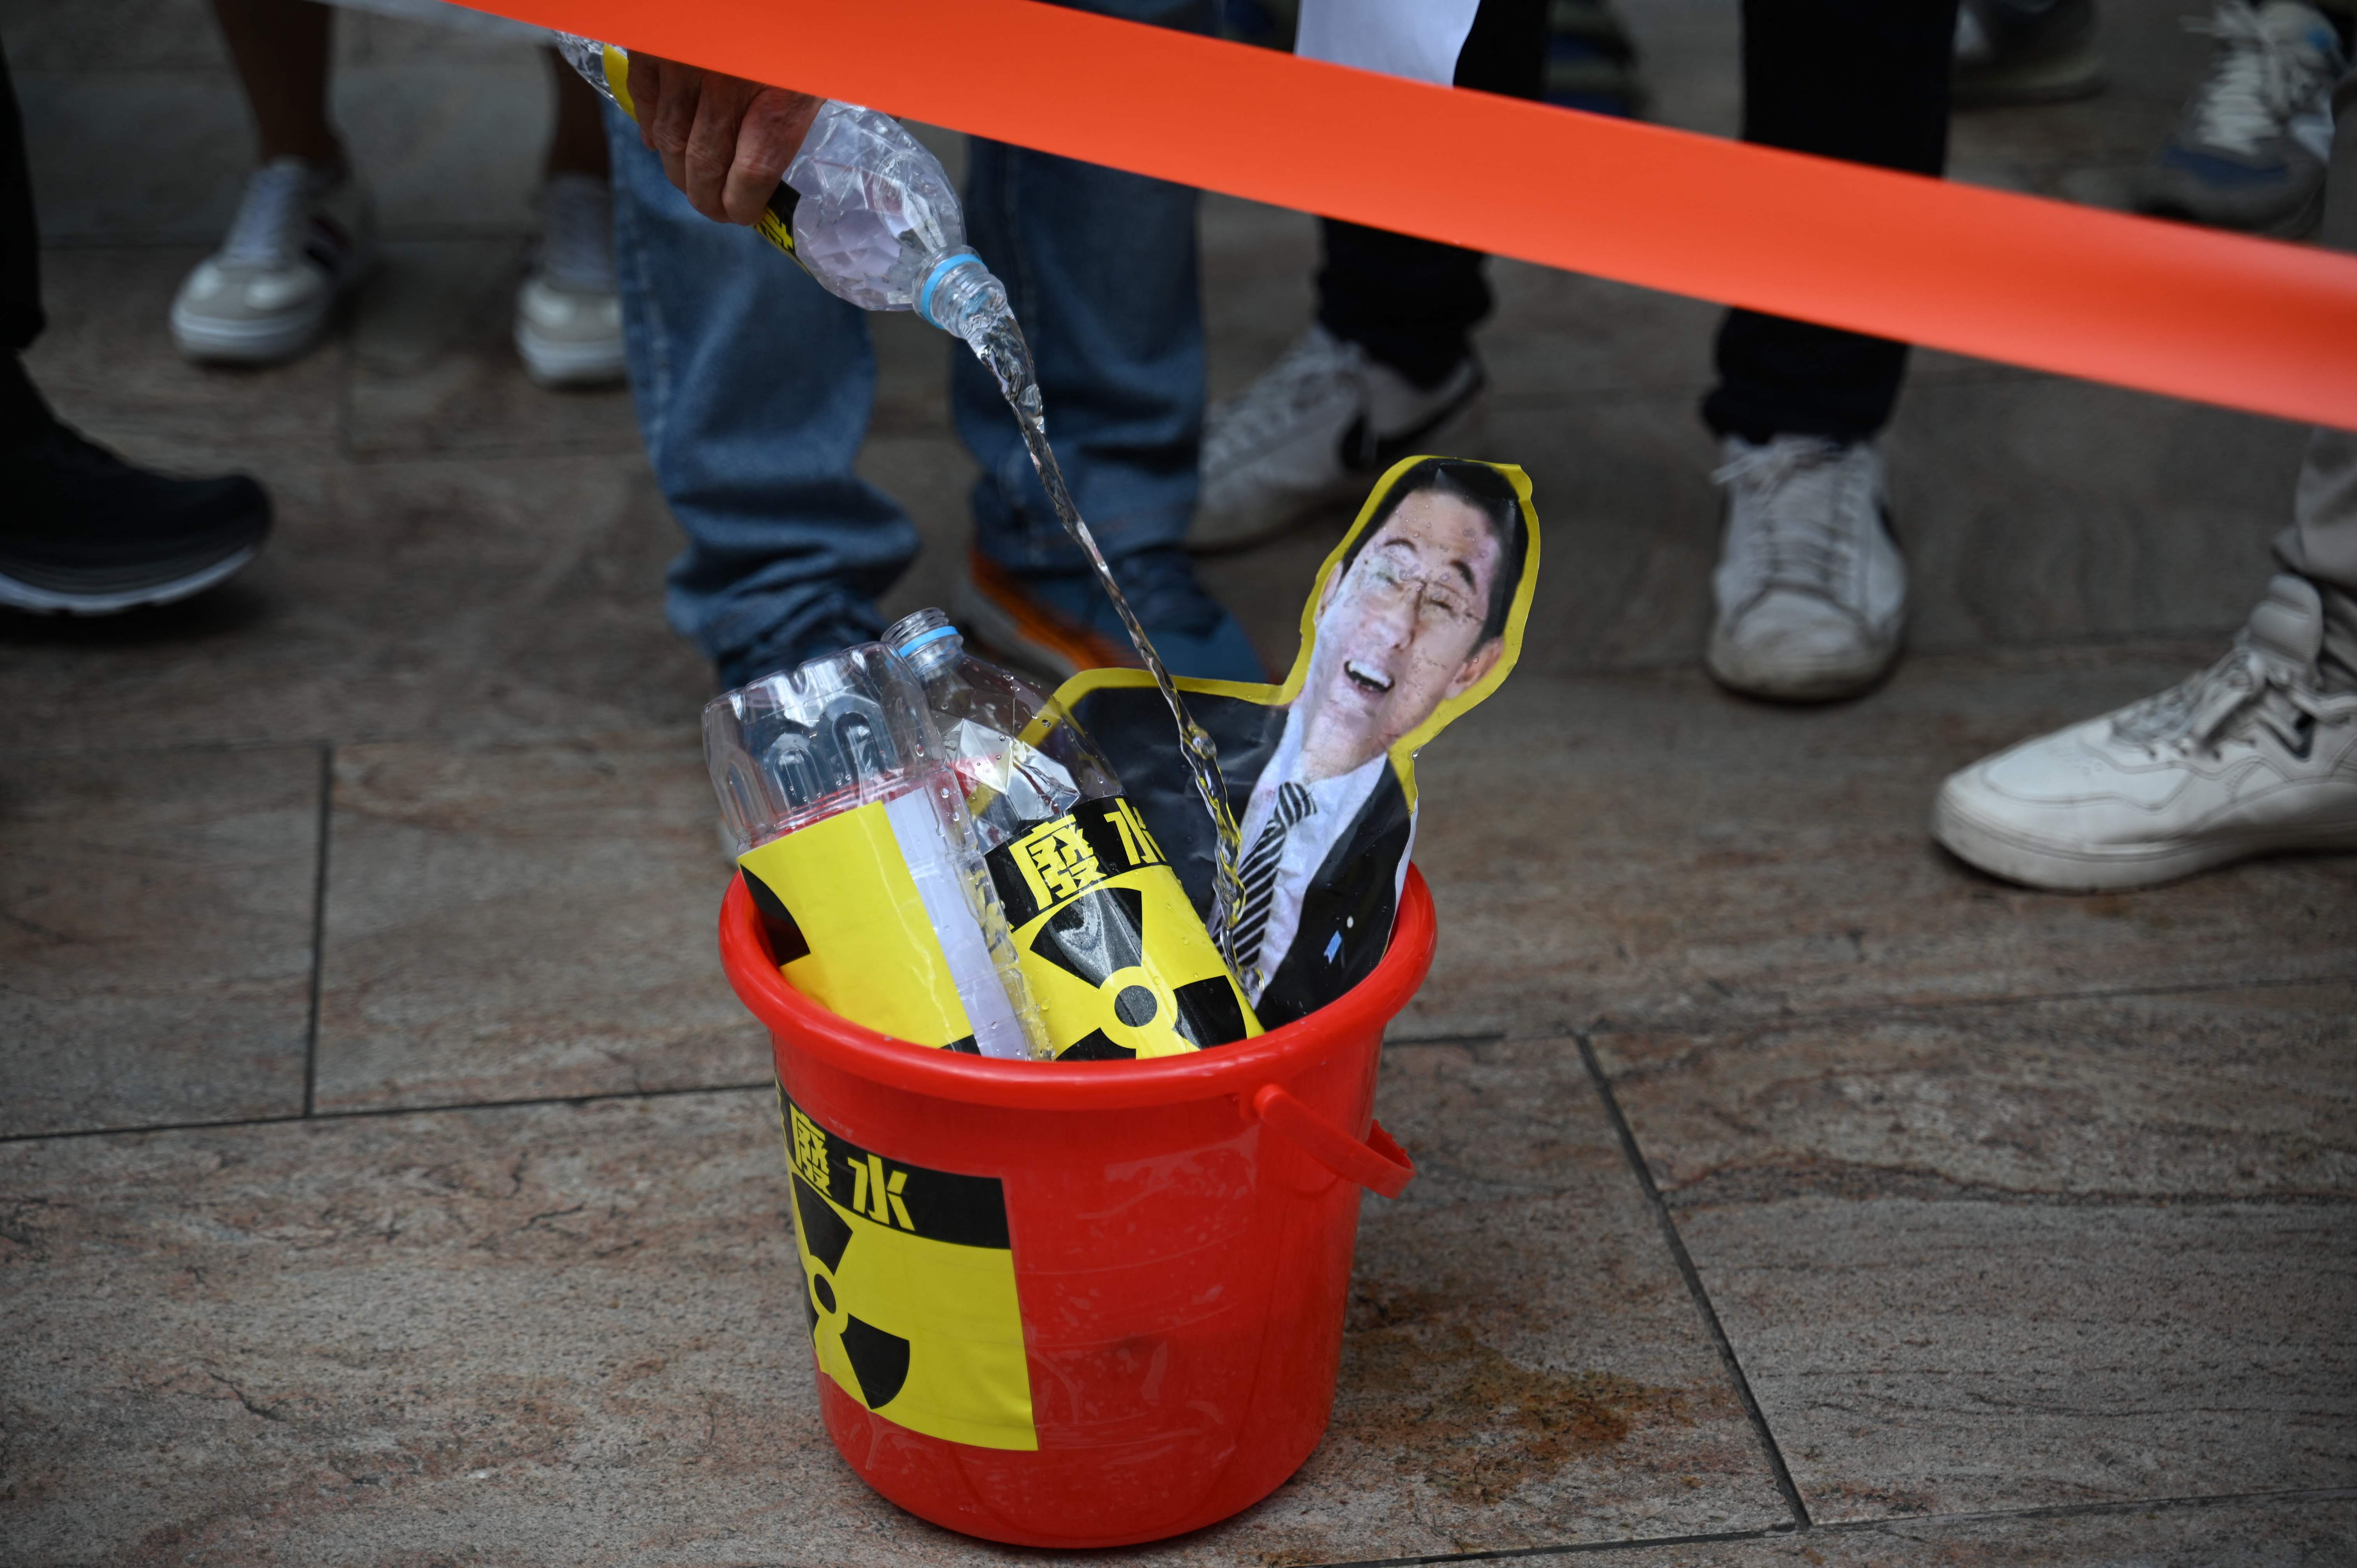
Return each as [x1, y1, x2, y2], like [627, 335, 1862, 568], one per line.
[718, 866, 1436, 1547]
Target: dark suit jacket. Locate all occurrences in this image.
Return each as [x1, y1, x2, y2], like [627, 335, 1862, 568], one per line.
[1066, 683, 1412, 1029]
[1253, 763, 1410, 1028]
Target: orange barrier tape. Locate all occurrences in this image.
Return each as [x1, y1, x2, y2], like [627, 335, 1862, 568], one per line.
[488, 0, 2357, 431]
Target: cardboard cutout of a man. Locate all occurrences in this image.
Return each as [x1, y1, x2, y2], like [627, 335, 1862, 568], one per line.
[1059, 454, 1535, 1028]
[1228, 458, 1526, 1015]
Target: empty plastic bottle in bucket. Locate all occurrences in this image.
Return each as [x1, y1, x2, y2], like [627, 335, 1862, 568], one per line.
[705, 645, 1047, 1061]
[886, 608, 1259, 1061]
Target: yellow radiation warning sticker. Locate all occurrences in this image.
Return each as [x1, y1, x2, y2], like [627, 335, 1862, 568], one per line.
[986, 796, 1261, 1060]
[778, 1088, 1036, 1451]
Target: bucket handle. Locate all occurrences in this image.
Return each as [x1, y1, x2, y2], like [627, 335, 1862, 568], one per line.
[1248, 1083, 1415, 1199]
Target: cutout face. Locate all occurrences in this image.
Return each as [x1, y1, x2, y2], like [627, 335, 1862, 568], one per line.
[1297, 489, 1507, 782]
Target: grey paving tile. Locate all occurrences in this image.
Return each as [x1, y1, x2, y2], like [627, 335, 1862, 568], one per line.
[0, 0, 228, 73]
[24, 246, 347, 471]
[1428, 373, 2302, 680]
[0, 1041, 1788, 1565]
[0, 0, 529, 74]
[1592, 984, 2357, 1207]
[311, 731, 763, 1112]
[1398, 648, 2357, 1038]
[17, 43, 551, 249]
[0, 453, 712, 752]
[1596, 984, 2357, 1521]
[1942, 0, 2216, 207]
[1887, 376, 2308, 652]
[1252, 1037, 1791, 1559]
[1552, 1494, 2357, 1566]
[1206, 364, 2299, 697]
[1688, 1198, 2354, 1522]
[347, 238, 640, 461]
[0, 744, 318, 1138]
[14, 69, 255, 246]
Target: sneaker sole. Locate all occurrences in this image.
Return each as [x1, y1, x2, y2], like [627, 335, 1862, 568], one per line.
[170, 296, 335, 364]
[171, 243, 378, 365]
[954, 551, 1134, 685]
[2138, 180, 2327, 242]
[515, 322, 627, 388]
[1704, 622, 1904, 703]
[1931, 786, 2357, 892]
[0, 542, 263, 616]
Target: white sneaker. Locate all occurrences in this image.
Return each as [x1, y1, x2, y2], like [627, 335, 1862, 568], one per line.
[2140, 2, 2346, 236]
[1934, 574, 2357, 891]
[1193, 324, 1483, 553]
[514, 173, 626, 388]
[171, 157, 375, 364]
[1706, 435, 1907, 701]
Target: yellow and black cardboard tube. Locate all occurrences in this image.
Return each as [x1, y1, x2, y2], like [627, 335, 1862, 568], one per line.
[739, 799, 984, 1053]
[598, 42, 804, 265]
[986, 796, 1260, 1060]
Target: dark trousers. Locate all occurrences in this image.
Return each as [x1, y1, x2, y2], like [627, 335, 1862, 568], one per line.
[1315, 0, 1545, 387]
[1316, 0, 1958, 444]
[2, 39, 49, 431]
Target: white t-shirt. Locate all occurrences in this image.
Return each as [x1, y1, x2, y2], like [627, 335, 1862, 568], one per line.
[1293, 0, 1483, 87]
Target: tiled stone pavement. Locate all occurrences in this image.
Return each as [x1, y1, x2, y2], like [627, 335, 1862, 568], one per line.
[5, 1, 2353, 1563]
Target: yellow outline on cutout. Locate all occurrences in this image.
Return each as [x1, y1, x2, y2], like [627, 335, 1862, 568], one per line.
[1050, 456, 1540, 813]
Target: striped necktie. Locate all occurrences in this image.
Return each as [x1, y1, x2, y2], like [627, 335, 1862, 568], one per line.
[1233, 781, 1316, 984]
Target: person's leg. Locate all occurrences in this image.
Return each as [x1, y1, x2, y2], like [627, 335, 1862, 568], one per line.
[2, 32, 42, 426]
[1194, 0, 1545, 551]
[516, 48, 625, 389]
[1704, 0, 1958, 445]
[2140, 0, 2346, 239]
[1316, 0, 1546, 385]
[210, 0, 341, 170]
[1929, 64, 2357, 890]
[2, 39, 272, 613]
[606, 106, 914, 686]
[544, 48, 610, 180]
[2274, 67, 2357, 626]
[173, 0, 371, 364]
[1700, 0, 1956, 703]
[947, 0, 1262, 680]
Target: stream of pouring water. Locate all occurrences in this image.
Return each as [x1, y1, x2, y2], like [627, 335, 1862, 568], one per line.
[968, 311, 1249, 975]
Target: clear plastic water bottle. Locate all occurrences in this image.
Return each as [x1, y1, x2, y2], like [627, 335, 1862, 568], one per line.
[886, 607, 1121, 850]
[884, 610, 1260, 1061]
[553, 34, 1014, 344]
[705, 644, 1049, 1061]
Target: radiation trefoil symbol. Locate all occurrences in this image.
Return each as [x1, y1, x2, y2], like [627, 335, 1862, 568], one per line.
[777, 1089, 1037, 1451]
[988, 797, 1260, 1060]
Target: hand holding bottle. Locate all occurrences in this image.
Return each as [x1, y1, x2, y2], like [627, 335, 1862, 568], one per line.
[622, 53, 821, 226]
[556, 35, 1014, 339]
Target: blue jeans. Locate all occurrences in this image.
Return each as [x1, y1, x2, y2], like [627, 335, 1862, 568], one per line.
[605, 0, 1212, 684]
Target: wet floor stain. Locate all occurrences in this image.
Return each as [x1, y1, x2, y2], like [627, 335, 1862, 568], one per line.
[1330, 1278, 1684, 1504]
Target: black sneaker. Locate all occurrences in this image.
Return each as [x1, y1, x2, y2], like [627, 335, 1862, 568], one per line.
[2, 392, 272, 616]
[1953, 0, 2107, 109]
